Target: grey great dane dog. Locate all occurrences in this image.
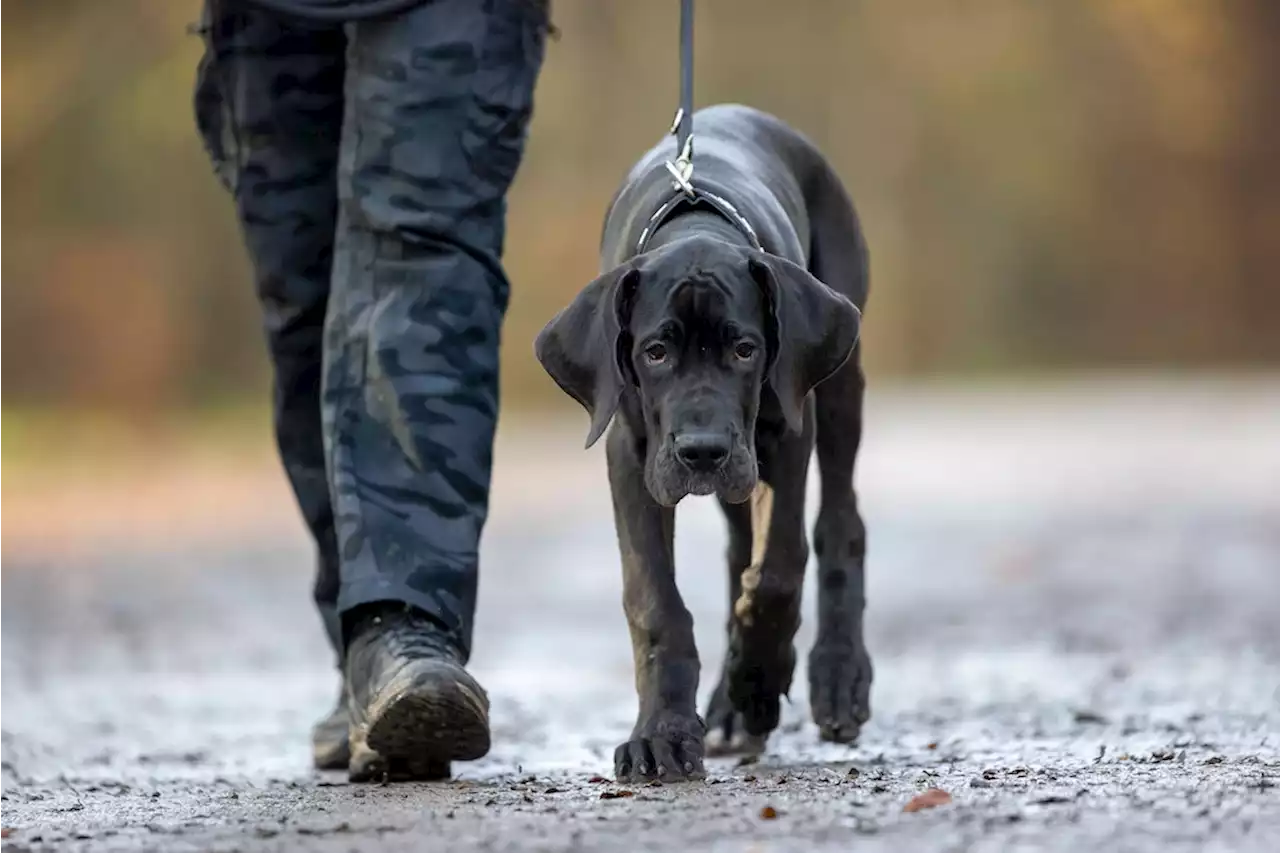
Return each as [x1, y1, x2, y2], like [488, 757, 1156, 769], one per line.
[536, 104, 871, 783]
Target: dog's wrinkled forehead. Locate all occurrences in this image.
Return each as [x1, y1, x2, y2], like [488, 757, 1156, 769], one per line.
[631, 239, 763, 333]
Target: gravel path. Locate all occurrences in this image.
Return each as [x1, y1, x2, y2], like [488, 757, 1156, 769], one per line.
[3, 379, 1279, 852]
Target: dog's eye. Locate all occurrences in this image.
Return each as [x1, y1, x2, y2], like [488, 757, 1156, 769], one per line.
[734, 341, 758, 361]
[643, 343, 668, 365]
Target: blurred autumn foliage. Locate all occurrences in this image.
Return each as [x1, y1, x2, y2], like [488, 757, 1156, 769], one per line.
[4, 0, 1279, 418]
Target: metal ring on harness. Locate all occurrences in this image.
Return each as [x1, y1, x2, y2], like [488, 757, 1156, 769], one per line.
[664, 135, 697, 201]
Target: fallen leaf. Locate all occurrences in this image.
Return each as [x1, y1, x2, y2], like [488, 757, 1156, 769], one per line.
[587, 776, 608, 784]
[599, 790, 635, 800]
[1202, 756, 1224, 766]
[760, 806, 779, 820]
[1, 829, 12, 839]
[743, 775, 758, 783]
[926, 742, 939, 750]
[903, 788, 952, 813]
[543, 787, 563, 794]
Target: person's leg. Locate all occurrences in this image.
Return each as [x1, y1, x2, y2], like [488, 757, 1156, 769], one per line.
[324, 0, 549, 780]
[193, 0, 349, 767]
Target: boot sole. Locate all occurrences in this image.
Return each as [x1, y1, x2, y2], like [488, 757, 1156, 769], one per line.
[351, 669, 490, 782]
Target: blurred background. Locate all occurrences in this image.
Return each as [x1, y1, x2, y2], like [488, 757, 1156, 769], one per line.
[5, 0, 1279, 422]
[7, 0, 1280, 550]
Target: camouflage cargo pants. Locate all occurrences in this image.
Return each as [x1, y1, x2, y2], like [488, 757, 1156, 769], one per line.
[194, 0, 548, 662]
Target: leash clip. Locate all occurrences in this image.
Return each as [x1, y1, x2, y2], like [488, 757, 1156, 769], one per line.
[664, 123, 696, 201]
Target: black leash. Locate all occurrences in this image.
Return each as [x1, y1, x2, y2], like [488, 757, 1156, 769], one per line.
[665, 0, 697, 200]
[677, 0, 694, 166]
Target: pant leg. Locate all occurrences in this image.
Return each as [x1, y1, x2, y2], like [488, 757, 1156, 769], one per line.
[193, 0, 347, 656]
[325, 0, 550, 661]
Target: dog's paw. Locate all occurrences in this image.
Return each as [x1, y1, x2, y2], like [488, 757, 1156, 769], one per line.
[808, 638, 873, 744]
[726, 621, 796, 738]
[703, 673, 768, 756]
[613, 711, 706, 783]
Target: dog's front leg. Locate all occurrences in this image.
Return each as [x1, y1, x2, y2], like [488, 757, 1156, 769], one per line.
[606, 424, 705, 783]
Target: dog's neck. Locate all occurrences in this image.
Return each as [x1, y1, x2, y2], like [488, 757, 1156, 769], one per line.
[644, 209, 752, 253]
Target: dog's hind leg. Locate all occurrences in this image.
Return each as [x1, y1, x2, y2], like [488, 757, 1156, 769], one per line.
[808, 353, 873, 743]
[703, 499, 767, 756]
[805, 168, 874, 742]
[721, 421, 815, 742]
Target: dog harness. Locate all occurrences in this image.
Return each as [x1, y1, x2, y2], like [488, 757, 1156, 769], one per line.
[634, 185, 762, 255]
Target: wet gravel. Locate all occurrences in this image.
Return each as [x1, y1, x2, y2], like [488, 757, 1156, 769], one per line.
[3, 380, 1279, 852]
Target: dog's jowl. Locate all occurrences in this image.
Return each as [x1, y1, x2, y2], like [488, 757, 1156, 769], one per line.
[536, 105, 872, 782]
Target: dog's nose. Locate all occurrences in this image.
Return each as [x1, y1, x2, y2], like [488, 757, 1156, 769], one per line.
[674, 432, 730, 473]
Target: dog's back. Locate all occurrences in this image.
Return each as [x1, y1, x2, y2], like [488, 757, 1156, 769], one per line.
[599, 104, 867, 313]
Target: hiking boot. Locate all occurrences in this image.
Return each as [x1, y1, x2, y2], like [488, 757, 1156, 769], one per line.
[344, 605, 490, 782]
[311, 684, 352, 770]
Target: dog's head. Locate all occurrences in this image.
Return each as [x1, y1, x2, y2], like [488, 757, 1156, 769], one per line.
[535, 235, 860, 506]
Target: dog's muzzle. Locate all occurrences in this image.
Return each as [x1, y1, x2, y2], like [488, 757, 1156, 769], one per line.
[647, 431, 757, 506]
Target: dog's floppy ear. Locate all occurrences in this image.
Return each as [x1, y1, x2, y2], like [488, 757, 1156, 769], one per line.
[749, 252, 861, 434]
[534, 263, 641, 448]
